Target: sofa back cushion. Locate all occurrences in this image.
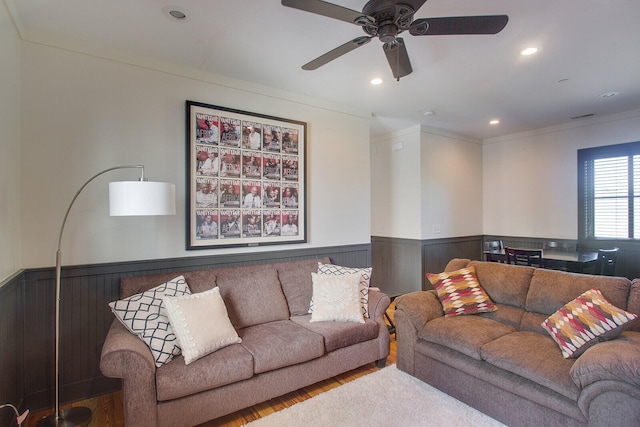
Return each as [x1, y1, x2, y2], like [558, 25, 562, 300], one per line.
[276, 257, 330, 315]
[469, 261, 533, 308]
[120, 270, 217, 298]
[444, 258, 472, 272]
[526, 269, 630, 315]
[216, 266, 289, 329]
[119, 258, 331, 327]
[627, 279, 640, 332]
[522, 268, 631, 333]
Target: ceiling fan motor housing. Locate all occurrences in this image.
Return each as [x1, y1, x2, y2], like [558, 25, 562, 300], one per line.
[377, 24, 399, 42]
[361, 0, 416, 41]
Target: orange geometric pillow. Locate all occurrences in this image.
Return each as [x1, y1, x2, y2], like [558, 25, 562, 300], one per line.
[542, 288, 637, 358]
[427, 266, 497, 317]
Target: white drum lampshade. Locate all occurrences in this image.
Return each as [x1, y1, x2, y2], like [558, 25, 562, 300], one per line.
[109, 181, 176, 216]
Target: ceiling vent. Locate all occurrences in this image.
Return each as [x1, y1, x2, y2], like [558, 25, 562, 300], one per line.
[571, 113, 595, 120]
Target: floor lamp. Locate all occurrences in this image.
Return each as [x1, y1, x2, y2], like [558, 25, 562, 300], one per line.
[37, 165, 175, 427]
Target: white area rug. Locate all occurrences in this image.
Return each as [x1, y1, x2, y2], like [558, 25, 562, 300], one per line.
[245, 365, 506, 426]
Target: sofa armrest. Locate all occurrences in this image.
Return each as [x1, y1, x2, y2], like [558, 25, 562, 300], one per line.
[394, 291, 443, 375]
[394, 290, 443, 331]
[368, 288, 391, 362]
[577, 380, 640, 424]
[571, 331, 640, 423]
[570, 331, 640, 390]
[100, 320, 158, 427]
[368, 287, 391, 321]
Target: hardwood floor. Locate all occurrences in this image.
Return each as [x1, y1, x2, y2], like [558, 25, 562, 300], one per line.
[26, 311, 397, 427]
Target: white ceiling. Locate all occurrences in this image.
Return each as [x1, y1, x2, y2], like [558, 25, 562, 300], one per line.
[9, 0, 640, 140]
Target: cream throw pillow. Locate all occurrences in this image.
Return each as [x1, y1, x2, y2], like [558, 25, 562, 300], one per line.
[310, 272, 364, 324]
[163, 287, 241, 365]
[316, 263, 372, 318]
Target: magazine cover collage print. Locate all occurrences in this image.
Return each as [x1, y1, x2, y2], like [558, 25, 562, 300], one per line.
[188, 103, 305, 248]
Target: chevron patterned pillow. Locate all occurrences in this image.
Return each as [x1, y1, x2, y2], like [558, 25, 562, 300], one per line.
[427, 266, 497, 317]
[109, 276, 191, 366]
[542, 288, 637, 358]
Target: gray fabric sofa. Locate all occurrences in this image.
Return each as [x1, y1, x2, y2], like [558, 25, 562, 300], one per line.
[395, 258, 640, 427]
[100, 258, 390, 427]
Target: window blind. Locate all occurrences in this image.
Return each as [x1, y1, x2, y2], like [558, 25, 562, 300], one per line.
[578, 141, 640, 240]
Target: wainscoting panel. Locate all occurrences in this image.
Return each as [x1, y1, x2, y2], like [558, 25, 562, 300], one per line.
[18, 244, 370, 411]
[371, 236, 483, 297]
[0, 272, 25, 427]
[370, 237, 422, 297]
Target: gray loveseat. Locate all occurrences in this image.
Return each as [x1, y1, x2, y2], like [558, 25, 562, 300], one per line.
[395, 258, 640, 427]
[100, 257, 390, 427]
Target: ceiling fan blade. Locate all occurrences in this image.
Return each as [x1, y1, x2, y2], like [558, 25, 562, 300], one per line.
[281, 0, 364, 25]
[403, 0, 428, 14]
[409, 15, 509, 36]
[302, 36, 372, 70]
[383, 38, 412, 80]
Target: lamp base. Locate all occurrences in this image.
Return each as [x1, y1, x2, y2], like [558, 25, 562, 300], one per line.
[36, 407, 92, 427]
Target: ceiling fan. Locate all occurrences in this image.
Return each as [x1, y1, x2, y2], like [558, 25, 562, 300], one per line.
[281, 0, 508, 80]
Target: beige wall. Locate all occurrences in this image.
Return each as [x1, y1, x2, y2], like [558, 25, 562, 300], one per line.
[372, 111, 640, 243]
[0, 2, 21, 282]
[370, 126, 422, 238]
[420, 128, 483, 239]
[483, 110, 640, 239]
[371, 125, 483, 240]
[19, 40, 372, 269]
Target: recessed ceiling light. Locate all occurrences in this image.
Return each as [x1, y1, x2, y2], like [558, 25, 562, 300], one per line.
[422, 110, 435, 116]
[521, 47, 539, 56]
[371, 78, 383, 85]
[169, 10, 186, 19]
[599, 91, 620, 98]
[489, 119, 500, 125]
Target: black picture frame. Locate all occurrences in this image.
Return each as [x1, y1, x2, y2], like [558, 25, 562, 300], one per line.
[186, 100, 306, 249]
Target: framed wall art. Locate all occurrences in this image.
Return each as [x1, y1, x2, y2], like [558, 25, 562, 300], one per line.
[186, 100, 306, 249]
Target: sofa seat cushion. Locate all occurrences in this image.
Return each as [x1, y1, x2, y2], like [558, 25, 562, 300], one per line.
[290, 314, 379, 352]
[155, 343, 253, 401]
[239, 320, 325, 374]
[419, 316, 516, 360]
[570, 331, 640, 389]
[414, 340, 587, 422]
[478, 303, 525, 330]
[481, 331, 579, 400]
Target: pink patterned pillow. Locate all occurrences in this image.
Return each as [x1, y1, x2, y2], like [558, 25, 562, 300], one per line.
[427, 266, 497, 317]
[542, 288, 637, 358]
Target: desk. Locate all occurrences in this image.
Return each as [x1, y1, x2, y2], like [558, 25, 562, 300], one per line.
[483, 249, 599, 273]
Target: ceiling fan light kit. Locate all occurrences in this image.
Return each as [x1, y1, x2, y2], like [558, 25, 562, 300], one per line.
[282, 0, 508, 80]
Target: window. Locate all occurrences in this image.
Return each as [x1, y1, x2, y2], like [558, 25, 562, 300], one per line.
[578, 141, 640, 240]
